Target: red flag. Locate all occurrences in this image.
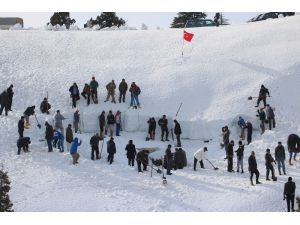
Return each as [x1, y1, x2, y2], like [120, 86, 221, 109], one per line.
[183, 30, 194, 42]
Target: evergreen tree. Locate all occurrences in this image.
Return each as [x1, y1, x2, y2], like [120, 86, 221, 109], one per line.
[0, 167, 14, 212]
[85, 12, 125, 29]
[49, 12, 76, 29]
[171, 12, 207, 28]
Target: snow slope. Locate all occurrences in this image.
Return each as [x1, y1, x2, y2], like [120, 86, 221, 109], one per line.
[0, 15, 300, 211]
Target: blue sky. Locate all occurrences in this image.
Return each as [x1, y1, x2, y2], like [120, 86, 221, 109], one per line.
[0, 12, 260, 29]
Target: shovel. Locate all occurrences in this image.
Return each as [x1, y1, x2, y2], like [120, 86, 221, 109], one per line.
[34, 114, 41, 129]
[205, 158, 219, 170]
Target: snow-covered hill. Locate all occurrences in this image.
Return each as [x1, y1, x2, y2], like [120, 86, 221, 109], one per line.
[0, 15, 300, 211]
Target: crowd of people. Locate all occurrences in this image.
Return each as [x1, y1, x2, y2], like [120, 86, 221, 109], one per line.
[1, 81, 299, 212]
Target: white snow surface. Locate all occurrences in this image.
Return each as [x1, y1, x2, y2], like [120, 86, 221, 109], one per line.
[0, 15, 300, 211]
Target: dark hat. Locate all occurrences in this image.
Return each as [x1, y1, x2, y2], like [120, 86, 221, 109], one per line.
[266, 148, 270, 152]
[68, 124, 72, 127]
[110, 137, 114, 141]
[278, 141, 282, 145]
[57, 110, 60, 113]
[21, 116, 24, 119]
[238, 140, 242, 145]
[129, 140, 133, 144]
[168, 144, 171, 148]
[204, 147, 208, 151]
[44, 97, 47, 100]
[288, 177, 292, 182]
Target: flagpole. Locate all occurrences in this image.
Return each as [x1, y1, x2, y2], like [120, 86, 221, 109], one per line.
[181, 20, 189, 57]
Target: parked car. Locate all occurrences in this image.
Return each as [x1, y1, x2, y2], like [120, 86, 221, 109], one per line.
[186, 19, 217, 28]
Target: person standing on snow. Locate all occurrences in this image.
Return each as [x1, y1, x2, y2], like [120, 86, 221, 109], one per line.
[256, 108, 266, 135]
[115, 110, 121, 136]
[248, 151, 261, 185]
[98, 111, 106, 138]
[265, 148, 277, 181]
[237, 116, 246, 140]
[45, 121, 54, 152]
[90, 76, 99, 103]
[125, 140, 137, 167]
[227, 140, 234, 172]
[255, 84, 270, 108]
[6, 84, 14, 111]
[118, 78, 128, 103]
[104, 80, 116, 103]
[193, 147, 208, 171]
[275, 141, 286, 175]
[54, 110, 66, 134]
[70, 137, 82, 165]
[245, 121, 253, 145]
[54, 129, 64, 152]
[174, 119, 182, 147]
[174, 148, 187, 169]
[106, 110, 115, 137]
[165, 144, 174, 175]
[73, 109, 80, 133]
[23, 105, 35, 127]
[129, 82, 141, 107]
[147, 117, 156, 140]
[69, 82, 80, 108]
[0, 90, 10, 116]
[283, 177, 296, 212]
[107, 137, 116, 164]
[18, 116, 25, 138]
[66, 124, 73, 152]
[266, 104, 276, 130]
[158, 115, 169, 142]
[222, 126, 230, 158]
[235, 140, 244, 173]
[90, 133, 102, 160]
[81, 83, 91, 106]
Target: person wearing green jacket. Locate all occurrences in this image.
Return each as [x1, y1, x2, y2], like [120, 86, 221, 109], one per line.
[90, 76, 99, 103]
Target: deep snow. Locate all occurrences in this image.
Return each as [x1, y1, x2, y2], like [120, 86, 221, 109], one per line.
[0, 15, 300, 211]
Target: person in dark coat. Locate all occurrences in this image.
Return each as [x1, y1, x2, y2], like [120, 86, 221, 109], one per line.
[287, 133, 299, 165]
[125, 140, 137, 166]
[6, 84, 14, 111]
[18, 116, 25, 138]
[174, 148, 187, 169]
[266, 104, 276, 130]
[23, 105, 35, 126]
[147, 117, 156, 140]
[90, 133, 102, 160]
[107, 137, 116, 164]
[255, 84, 270, 108]
[73, 110, 80, 133]
[265, 148, 277, 181]
[106, 110, 115, 137]
[222, 126, 230, 158]
[283, 177, 296, 212]
[40, 97, 51, 114]
[45, 122, 54, 152]
[118, 78, 128, 103]
[235, 140, 244, 173]
[248, 151, 261, 185]
[90, 76, 99, 103]
[158, 115, 169, 142]
[0, 90, 10, 116]
[275, 141, 286, 175]
[98, 111, 106, 138]
[136, 150, 149, 172]
[174, 119, 182, 147]
[81, 83, 91, 106]
[69, 83, 80, 108]
[129, 82, 141, 107]
[165, 144, 173, 175]
[256, 108, 266, 134]
[66, 124, 73, 152]
[17, 137, 31, 155]
[245, 121, 253, 145]
[227, 140, 234, 172]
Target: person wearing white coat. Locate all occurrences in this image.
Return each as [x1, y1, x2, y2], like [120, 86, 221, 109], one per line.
[193, 147, 208, 171]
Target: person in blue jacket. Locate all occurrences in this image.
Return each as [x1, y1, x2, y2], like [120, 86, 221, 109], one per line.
[237, 116, 246, 140]
[70, 137, 82, 165]
[54, 129, 64, 152]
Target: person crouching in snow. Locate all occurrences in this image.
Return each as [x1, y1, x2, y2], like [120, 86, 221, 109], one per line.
[136, 149, 149, 172]
[70, 137, 82, 165]
[40, 97, 51, 114]
[23, 105, 35, 128]
[193, 147, 208, 171]
[17, 137, 31, 155]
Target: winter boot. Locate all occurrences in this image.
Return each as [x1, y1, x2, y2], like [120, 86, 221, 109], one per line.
[241, 170, 244, 174]
[289, 159, 293, 165]
[256, 180, 261, 184]
[237, 169, 239, 173]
